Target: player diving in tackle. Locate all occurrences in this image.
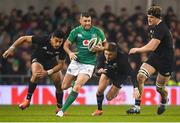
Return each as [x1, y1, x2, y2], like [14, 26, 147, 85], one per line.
[127, 6, 175, 115]
[56, 12, 107, 117]
[92, 42, 140, 116]
[3, 30, 66, 114]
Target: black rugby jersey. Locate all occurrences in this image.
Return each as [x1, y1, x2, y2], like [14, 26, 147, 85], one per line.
[97, 50, 138, 87]
[149, 21, 174, 60]
[31, 36, 66, 62]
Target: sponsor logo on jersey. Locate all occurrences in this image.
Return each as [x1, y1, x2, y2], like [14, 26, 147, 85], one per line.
[77, 34, 83, 38]
[55, 52, 60, 54]
[150, 30, 154, 38]
[46, 51, 54, 55]
[42, 46, 47, 50]
[82, 37, 99, 49]
[91, 34, 97, 38]
[83, 40, 90, 46]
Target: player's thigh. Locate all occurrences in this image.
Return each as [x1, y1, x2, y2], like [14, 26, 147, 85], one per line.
[31, 62, 44, 82]
[75, 73, 90, 86]
[62, 73, 75, 90]
[31, 62, 44, 73]
[97, 74, 110, 93]
[50, 71, 62, 82]
[156, 73, 171, 86]
[72, 73, 90, 92]
[106, 85, 119, 101]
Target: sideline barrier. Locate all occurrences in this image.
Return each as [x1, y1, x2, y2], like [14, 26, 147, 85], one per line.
[0, 85, 179, 105]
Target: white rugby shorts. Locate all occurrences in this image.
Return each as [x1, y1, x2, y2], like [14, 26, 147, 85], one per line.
[66, 60, 95, 78]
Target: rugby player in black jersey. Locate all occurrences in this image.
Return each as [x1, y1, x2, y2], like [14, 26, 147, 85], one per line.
[91, 42, 139, 116]
[128, 6, 175, 115]
[3, 30, 66, 114]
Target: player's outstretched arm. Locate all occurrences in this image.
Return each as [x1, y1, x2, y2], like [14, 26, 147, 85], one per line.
[129, 38, 160, 54]
[2, 36, 32, 58]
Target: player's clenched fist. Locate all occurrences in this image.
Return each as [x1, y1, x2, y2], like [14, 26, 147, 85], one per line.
[129, 48, 139, 54]
[2, 46, 15, 58]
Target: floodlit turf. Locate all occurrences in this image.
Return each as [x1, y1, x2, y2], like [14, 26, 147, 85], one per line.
[0, 105, 180, 122]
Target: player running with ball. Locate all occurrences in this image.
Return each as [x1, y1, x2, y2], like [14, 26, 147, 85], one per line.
[56, 12, 107, 117]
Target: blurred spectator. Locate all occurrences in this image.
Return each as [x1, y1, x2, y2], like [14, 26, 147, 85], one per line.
[117, 7, 129, 24]
[130, 5, 144, 23]
[164, 7, 177, 28]
[23, 5, 36, 23]
[0, 26, 11, 51]
[100, 5, 115, 25]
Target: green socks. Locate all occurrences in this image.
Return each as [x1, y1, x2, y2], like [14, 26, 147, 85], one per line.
[71, 80, 75, 87]
[61, 90, 78, 112]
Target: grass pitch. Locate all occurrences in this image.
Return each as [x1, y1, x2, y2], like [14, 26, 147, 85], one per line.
[0, 105, 180, 122]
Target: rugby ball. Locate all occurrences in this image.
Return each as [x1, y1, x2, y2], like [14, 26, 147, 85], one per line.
[88, 37, 102, 51]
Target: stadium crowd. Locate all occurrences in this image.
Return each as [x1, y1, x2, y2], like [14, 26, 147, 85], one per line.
[0, 4, 180, 85]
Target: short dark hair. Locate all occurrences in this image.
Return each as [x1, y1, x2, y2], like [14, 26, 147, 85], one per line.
[105, 42, 118, 52]
[52, 30, 64, 39]
[147, 6, 162, 19]
[81, 12, 91, 18]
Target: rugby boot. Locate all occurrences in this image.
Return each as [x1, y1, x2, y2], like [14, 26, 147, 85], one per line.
[91, 109, 103, 116]
[126, 105, 140, 114]
[19, 99, 30, 110]
[157, 98, 168, 115]
[56, 110, 64, 117]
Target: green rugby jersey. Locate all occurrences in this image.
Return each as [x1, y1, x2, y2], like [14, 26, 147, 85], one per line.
[67, 25, 106, 65]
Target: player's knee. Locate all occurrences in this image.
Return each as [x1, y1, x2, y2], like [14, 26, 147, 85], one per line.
[56, 88, 63, 93]
[31, 75, 38, 82]
[137, 74, 144, 84]
[61, 83, 68, 90]
[97, 88, 104, 95]
[97, 91, 104, 96]
[156, 82, 164, 92]
[106, 94, 113, 101]
[73, 84, 82, 92]
[156, 86, 162, 93]
[61, 85, 65, 90]
[137, 73, 146, 84]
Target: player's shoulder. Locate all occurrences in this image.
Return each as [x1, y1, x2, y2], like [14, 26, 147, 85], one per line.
[71, 26, 82, 32]
[156, 21, 168, 31]
[92, 26, 103, 32]
[97, 52, 106, 63]
[117, 50, 128, 60]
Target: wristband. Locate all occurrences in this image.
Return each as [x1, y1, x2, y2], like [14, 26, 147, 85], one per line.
[47, 69, 54, 75]
[9, 46, 15, 50]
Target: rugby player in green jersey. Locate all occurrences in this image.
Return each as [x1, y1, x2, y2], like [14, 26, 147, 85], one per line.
[56, 12, 107, 117]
